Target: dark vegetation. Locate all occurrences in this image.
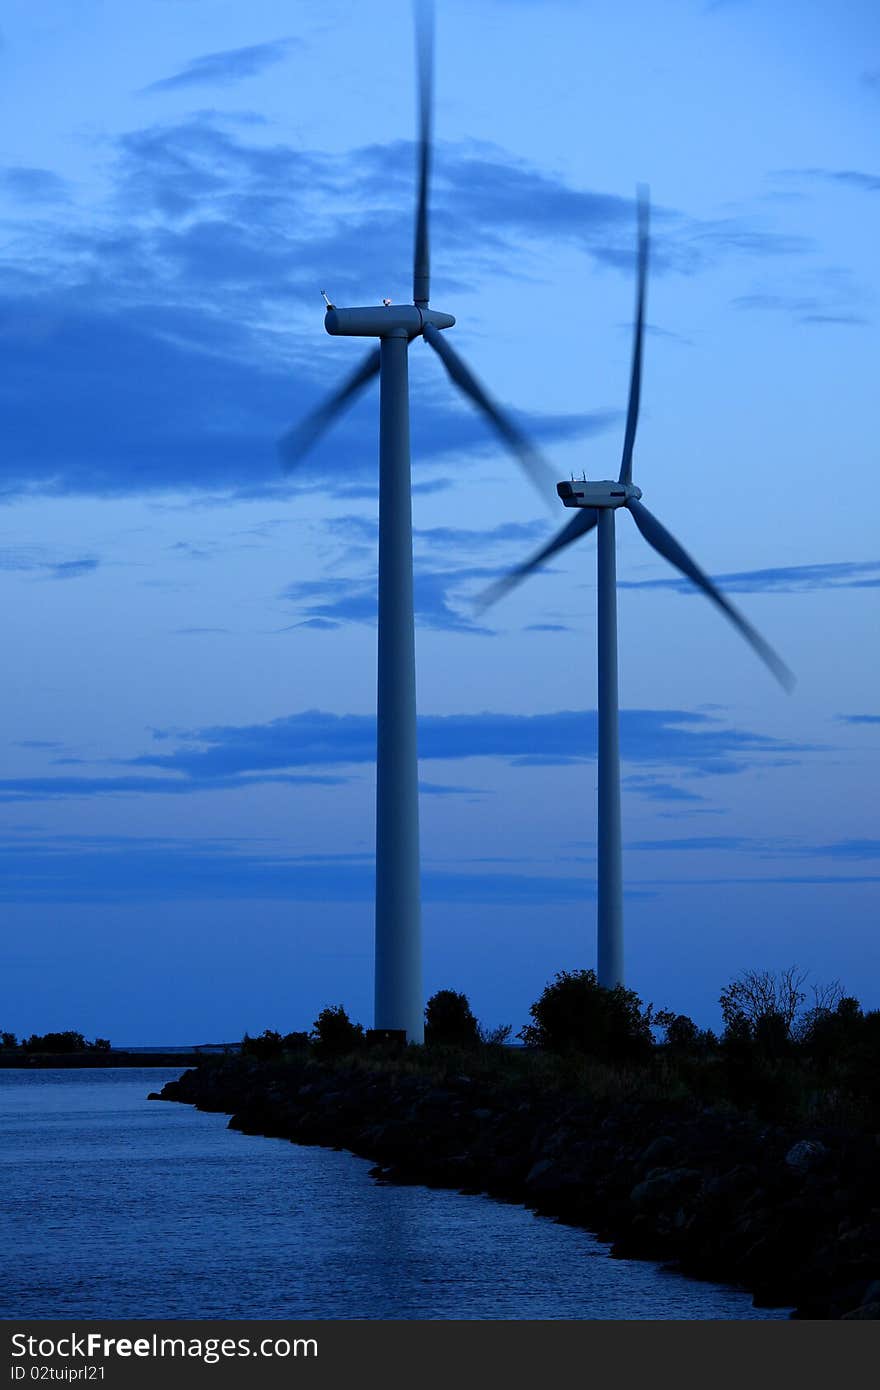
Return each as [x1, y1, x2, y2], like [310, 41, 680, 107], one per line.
[230, 965, 880, 1130]
[0, 1030, 112, 1053]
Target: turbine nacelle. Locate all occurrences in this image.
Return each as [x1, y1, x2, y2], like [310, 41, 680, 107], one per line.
[325, 305, 455, 339]
[557, 479, 643, 509]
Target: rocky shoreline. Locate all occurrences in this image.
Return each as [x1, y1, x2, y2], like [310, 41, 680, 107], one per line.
[156, 1054, 880, 1320]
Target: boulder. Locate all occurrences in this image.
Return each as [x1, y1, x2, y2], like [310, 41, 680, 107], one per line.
[784, 1140, 827, 1175]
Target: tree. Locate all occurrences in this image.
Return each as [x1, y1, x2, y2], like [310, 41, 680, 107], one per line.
[799, 994, 863, 1063]
[654, 1010, 711, 1052]
[22, 1030, 88, 1053]
[310, 1005, 364, 1058]
[0, 1031, 17, 1050]
[90, 1038, 112, 1051]
[519, 969, 654, 1060]
[241, 1029, 284, 1060]
[719, 967, 809, 1058]
[424, 989, 480, 1048]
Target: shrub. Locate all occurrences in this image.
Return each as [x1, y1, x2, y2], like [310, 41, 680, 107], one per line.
[22, 1031, 88, 1053]
[241, 1029, 285, 1060]
[310, 1005, 364, 1058]
[799, 995, 862, 1063]
[655, 1010, 715, 1053]
[519, 969, 654, 1061]
[424, 989, 480, 1048]
[478, 1023, 513, 1047]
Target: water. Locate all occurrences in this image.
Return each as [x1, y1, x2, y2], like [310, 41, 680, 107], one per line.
[0, 1068, 786, 1320]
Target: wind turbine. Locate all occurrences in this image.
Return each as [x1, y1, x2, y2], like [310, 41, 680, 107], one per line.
[480, 188, 794, 990]
[279, 1, 552, 1042]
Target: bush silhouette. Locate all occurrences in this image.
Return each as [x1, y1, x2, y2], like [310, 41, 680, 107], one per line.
[22, 1031, 88, 1053]
[241, 1029, 285, 1060]
[424, 989, 480, 1048]
[519, 969, 654, 1060]
[311, 1005, 364, 1057]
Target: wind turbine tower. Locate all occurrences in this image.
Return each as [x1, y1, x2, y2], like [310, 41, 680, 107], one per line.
[281, 3, 552, 1038]
[482, 189, 794, 988]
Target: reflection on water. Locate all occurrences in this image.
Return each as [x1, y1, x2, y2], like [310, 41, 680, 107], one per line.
[0, 1068, 785, 1320]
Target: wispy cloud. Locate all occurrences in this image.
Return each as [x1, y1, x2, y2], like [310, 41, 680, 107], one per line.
[732, 264, 869, 326]
[0, 549, 100, 580]
[46, 558, 100, 580]
[142, 39, 298, 95]
[781, 167, 880, 194]
[0, 113, 823, 501]
[628, 835, 880, 860]
[618, 558, 880, 596]
[622, 775, 706, 804]
[0, 707, 811, 803]
[0, 166, 69, 202]
[838, 713, 880, 725]
[130, 707, 808, 778]
[0, 833, 612, 905]
[628, 835, 752, 852]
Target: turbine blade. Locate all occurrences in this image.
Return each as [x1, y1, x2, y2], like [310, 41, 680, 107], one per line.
[626, 498, 795, 691]
[413, 0, 434, 308]
[476, 508, 599, 611]
[422, 322, 556, 506]
[277, 349, 381, 471]
[618, 185, 650, 487]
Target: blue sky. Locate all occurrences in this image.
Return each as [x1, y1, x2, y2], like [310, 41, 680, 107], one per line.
[1, 0, 877, 1042]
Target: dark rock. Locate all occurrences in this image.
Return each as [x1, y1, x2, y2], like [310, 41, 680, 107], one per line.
[784, 1140, 828, 1174]
[630, 1167, 702, 1208]
[638, 1135, 676, 1169]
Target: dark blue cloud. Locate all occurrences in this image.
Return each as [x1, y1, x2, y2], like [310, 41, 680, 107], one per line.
[129, 707, 807, 779]
[280, 562, 501, 635]
[838, 713, 880, 725]
[0, 708, 808, 803]
[418, 781, 488, 797]
[790, 839, 880, 861]
[46, 558, 100, 580]
[623, 775, 705, 804]
[628, 836, 752, 852]
[790, 168, 880, 194]
[0, 166, 69, 202]
[732, 262, 867, 325]
[173, 626, 230, 635]
[142, 39, 298, 94]
[618, 558, 880, 595]
[629, 836, 880, 861]
[282, 518, 570, 635]
[734, 292, 868, 325]
[0, 291, 597, 499]
[0, 771, 345, 804]
[0, 114, 814, 500]
[0, 548, 99, 579]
